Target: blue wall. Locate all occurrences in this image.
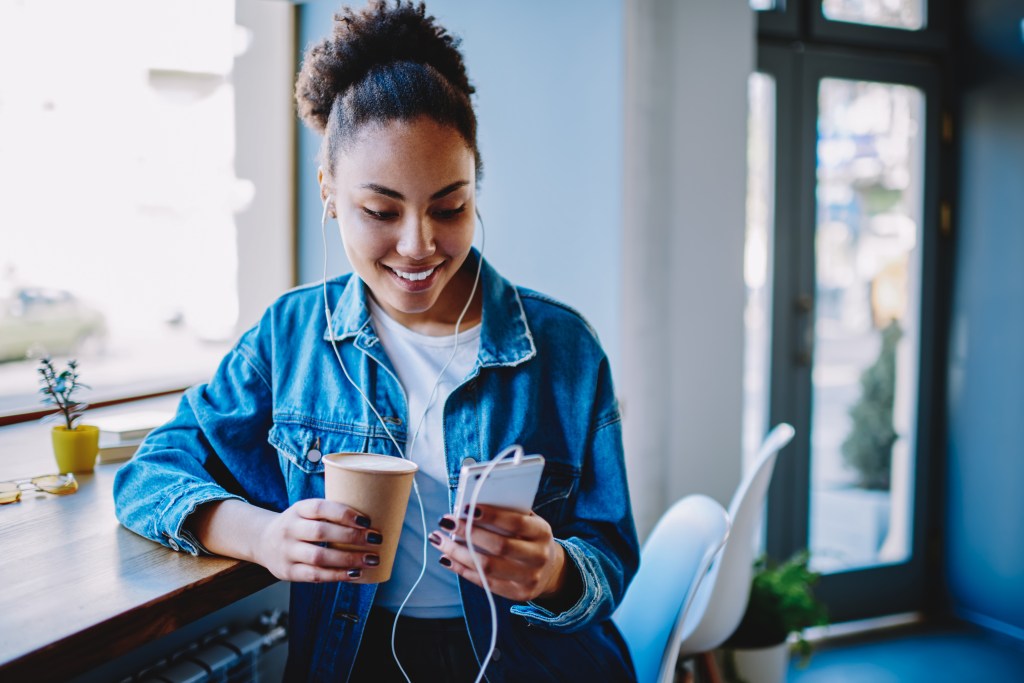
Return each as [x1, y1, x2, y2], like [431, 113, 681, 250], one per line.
[296, 0, 624, 372]
[946, 79, 1024, 638]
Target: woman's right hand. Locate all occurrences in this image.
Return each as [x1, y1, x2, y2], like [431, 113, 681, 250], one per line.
[251, 498, 384, 583]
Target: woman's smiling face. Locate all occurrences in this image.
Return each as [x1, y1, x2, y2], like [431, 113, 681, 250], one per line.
[325, 116, 478, 333]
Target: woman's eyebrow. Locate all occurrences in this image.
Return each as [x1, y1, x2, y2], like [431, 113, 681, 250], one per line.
[360, 183, 403, 199]
[430, 180, 469, 200]
[358, 180, 469, 201]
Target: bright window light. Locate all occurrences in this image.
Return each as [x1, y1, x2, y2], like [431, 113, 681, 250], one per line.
[0, 0, 246, 413]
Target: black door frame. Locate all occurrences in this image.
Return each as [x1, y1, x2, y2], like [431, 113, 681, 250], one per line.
[759, 41, 948, 622]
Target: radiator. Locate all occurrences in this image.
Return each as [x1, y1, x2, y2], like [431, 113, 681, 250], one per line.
[127, 610, 288, 683]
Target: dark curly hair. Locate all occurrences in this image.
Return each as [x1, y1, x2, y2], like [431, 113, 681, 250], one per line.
[295, 1, 482, 183]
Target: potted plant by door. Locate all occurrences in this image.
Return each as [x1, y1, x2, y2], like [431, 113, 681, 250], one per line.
[718, 550, 829, 683]
[38, 356, 97, 473]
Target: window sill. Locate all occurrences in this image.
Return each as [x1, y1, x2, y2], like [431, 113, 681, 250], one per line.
[0, 377, 201, 427]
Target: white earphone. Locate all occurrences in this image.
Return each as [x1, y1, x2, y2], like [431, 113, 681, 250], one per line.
[320, 193, 501, 683]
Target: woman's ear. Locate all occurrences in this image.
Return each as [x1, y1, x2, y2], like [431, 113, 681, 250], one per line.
[317, 166, 336, 218]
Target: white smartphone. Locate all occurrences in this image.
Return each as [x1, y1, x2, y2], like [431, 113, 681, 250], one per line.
[453, 454, 546, 519]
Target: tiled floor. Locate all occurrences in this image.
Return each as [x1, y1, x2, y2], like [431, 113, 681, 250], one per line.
[787, 622, 1024, 683]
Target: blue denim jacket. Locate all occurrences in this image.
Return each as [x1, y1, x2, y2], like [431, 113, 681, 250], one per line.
[113, 254, 639, 682]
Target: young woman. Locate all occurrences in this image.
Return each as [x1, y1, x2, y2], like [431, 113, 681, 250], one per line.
[114, 2, 639, 681]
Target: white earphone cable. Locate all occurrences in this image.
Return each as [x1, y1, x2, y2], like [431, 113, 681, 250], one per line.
[320, 197, 499, 683]
[464, 444, 523, 683]
[386, 213, 483, 683]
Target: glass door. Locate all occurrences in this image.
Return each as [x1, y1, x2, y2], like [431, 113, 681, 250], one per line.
[809, 75, 925, 575]
[753, 47, 945, 622]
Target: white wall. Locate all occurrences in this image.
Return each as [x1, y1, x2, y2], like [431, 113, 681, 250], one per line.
[622, 0, 754, 538]
[435, 0, 625, 374]
[300, 0, 625, 374]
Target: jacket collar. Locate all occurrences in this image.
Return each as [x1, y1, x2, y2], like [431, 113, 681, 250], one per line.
[322, 250, 536, 369]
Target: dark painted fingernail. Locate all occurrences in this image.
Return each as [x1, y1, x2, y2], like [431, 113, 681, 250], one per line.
[462, 505, 484, 519]
[367, 532, 383, 545]
[355, 515, 371, 528]
[438, 516, 456, 531]
[348, 569, 362, 578]
[428, 532, 443, 546]
[439, 556, 452, 567]
[364, 554, 380, 567]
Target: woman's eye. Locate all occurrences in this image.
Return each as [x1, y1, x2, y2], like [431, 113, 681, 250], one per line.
[362, 207, 397, 221]
[433, 205, 466, 220]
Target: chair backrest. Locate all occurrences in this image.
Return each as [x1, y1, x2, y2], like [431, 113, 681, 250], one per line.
[613, 494, 730, 683]
[676, 423, 796, 657]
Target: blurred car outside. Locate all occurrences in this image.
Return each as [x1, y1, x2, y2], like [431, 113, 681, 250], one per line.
[0, 287, 108, 363]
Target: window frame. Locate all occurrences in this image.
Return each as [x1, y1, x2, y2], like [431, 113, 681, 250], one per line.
[810, 0, 950, 52]
[0, 2, 297, 427]
[756, 0, 954, 623]
[757, 0, 952, 51]
[757, 0, 801, 38]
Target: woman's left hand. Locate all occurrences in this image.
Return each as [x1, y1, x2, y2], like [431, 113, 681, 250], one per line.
[430, 505, 570, 604]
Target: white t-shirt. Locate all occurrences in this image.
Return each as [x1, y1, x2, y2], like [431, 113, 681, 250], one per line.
[367, 297, 481, 618]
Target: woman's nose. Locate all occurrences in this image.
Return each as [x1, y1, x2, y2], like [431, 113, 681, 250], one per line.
[396, 216, 436, 260]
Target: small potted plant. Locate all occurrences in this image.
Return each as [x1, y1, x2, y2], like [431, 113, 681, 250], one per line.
[718, 550, 829, 683]
[38, 356, 98, 472]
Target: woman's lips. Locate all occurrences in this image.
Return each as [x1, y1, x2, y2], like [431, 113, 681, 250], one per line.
[384, 263, 443, 292]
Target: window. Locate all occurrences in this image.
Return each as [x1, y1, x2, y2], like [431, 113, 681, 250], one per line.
[744, 0, 949, 622]
[810, 77, 925, 573]
[743, 71, 777, 471]
[822, 0, 926, 30]
[0, 1, 294, 419]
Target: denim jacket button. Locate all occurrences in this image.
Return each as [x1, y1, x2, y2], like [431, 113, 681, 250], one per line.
[462, 457, 477, 467]
[306, 447, 323, 463]
[168, 539, 179, 551]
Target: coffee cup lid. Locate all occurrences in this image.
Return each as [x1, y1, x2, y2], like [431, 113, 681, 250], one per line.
[323, 453, 419, 474]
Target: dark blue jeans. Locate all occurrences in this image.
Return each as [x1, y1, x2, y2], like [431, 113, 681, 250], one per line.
[348, 607, 479, 682]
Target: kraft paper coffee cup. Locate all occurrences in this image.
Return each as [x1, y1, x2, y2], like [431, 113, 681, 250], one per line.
[322, 452, 418, 584]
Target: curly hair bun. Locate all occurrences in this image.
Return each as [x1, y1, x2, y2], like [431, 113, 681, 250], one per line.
[296, 0, 474, 134]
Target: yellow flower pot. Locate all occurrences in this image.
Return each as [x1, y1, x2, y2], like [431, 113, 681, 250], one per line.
[51, 425, 99, 473]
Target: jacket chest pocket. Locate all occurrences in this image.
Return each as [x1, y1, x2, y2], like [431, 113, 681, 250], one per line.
[532, 461, 580, 529]
[268, 419, 377, 504]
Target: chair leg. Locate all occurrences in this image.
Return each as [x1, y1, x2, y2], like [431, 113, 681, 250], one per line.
[698, 652, 722, 683]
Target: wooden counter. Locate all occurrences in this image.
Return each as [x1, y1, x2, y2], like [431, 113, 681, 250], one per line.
[0, 397, 277, 682]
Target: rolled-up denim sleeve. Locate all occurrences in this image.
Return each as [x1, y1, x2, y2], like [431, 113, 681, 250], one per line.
[510, 536, 617, 630]
[113, 327, 283, 556]
[511, 372, 640, 632]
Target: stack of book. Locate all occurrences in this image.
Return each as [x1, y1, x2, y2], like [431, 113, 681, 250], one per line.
[94, 410, 174, 464]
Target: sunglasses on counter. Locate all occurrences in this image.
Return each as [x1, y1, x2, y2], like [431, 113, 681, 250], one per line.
[0, 473, 79, 505]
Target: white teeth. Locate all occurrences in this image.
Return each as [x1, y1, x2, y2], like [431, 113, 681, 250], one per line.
[393, 266, 435, 282]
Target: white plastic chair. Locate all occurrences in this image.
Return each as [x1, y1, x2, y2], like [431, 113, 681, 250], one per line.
[676, 423, 796, 659]
[612, 494, 731, 683]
